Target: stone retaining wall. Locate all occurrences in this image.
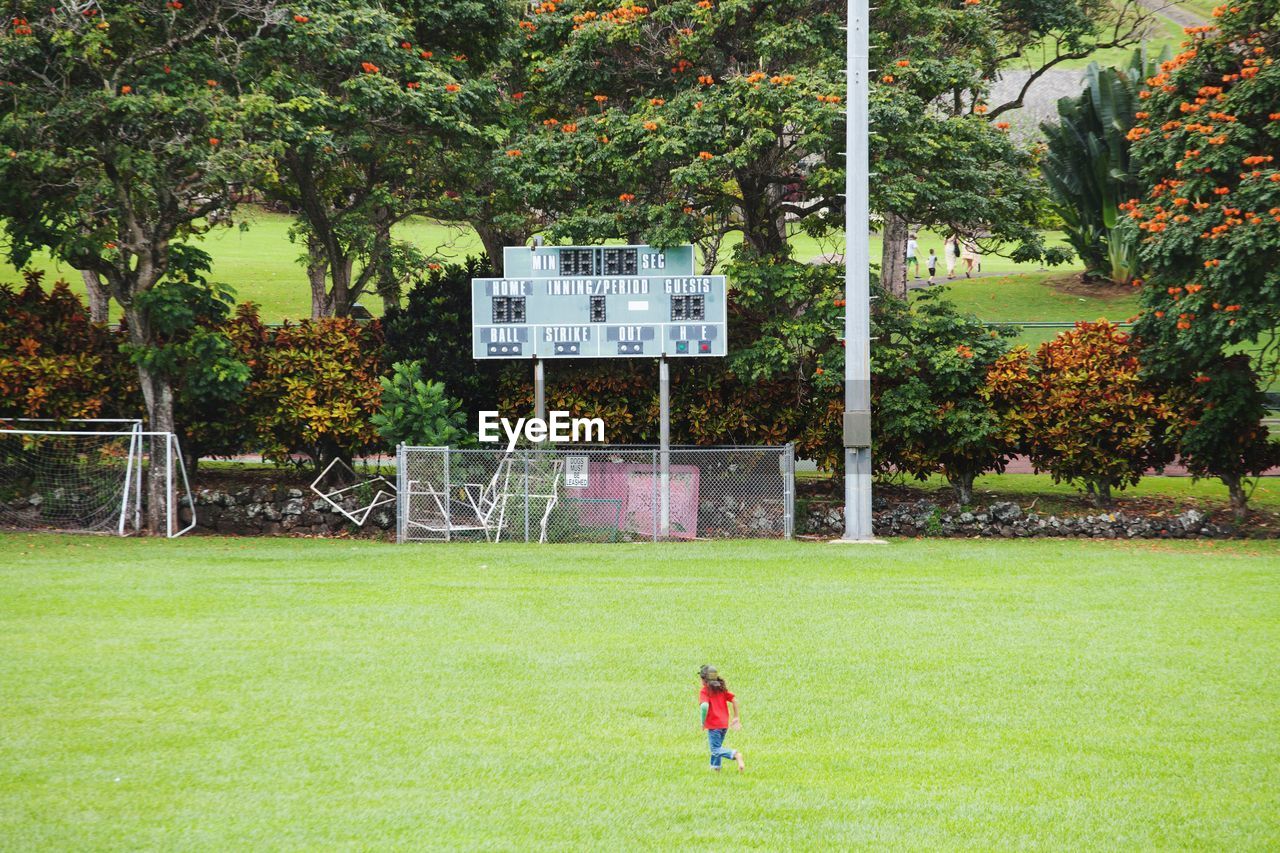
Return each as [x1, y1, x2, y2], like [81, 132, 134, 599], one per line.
[801, 498, 1236, 539]
[185, 486, 1245, 540]
[182, 486, 392, 537]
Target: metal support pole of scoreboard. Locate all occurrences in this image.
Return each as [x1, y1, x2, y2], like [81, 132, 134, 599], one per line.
[842, 0, 875, 541]
[533, 357, 546, 422]
[659, 355, 671, 538]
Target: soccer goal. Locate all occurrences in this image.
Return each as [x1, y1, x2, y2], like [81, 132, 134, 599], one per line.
[0, 420, 196, 537]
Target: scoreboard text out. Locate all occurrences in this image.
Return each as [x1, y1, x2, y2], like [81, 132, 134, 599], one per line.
[471, 244, 728, 359]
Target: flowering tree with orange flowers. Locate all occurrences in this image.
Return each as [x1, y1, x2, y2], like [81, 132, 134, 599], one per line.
[246, 0, 512, 317]
[1122, 3, 1280, 513]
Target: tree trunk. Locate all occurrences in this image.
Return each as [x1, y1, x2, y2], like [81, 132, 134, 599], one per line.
[375, 253, 401, 310]
[697, 231, 724, 274]
[738, 179, 789, 257]
[1224, 475, 1248, 520]
[1086, 479, 1112, 508]
[949, 470, 975, 506]
[880, 213, 909, 299]
[125, 304, 176, 535]
[473, 220, 530, 276]
[80, 269, 111, 324]
[306, 236, 332, 319]
[329, 256, 356, 317]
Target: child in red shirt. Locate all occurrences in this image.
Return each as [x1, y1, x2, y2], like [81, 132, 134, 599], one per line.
[698, 665, 744, 771]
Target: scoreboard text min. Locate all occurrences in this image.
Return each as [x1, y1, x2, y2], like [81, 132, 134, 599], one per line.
[471, 244, 728, 359]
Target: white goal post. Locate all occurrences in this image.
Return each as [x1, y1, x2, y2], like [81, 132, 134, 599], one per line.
[0, 420, 196, 537]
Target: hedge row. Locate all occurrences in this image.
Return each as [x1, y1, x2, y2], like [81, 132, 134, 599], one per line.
[2, 271, 1275, 513]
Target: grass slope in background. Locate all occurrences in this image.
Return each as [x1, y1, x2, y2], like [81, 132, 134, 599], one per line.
[0, 209, 487, 321]
[2, 536, 1278, 849]
[2, 207, 1071, 322]
[1016, 10, 1188, 72]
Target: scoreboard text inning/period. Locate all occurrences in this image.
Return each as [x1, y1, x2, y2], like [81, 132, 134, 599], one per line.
[471, 245, 728, 360]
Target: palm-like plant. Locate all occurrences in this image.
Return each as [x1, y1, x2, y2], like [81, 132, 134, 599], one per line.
[1041, 50, 1167, 285]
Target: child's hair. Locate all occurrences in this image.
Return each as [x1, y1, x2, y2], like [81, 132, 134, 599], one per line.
[699, 664, 728, 693]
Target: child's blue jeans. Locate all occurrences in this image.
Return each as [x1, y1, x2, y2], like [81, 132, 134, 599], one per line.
[707, 728, 737, 768]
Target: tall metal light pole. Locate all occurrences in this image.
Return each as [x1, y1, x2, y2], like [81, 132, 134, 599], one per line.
[842, 0, 875, 540]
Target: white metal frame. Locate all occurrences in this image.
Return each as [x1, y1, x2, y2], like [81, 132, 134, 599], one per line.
[0, 426, 195, 537]
[397, 449, 565, 543]
[489, 456, 562, 544]
[401, 452, 513, 541]
[310, 457, 398, 527]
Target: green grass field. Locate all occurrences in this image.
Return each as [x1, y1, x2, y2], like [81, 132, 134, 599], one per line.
[1, 209, 488, 321]
[1017, 8, 1189, 72]
[3, 535, 1279, 848]
[916, 272, 1142, 323]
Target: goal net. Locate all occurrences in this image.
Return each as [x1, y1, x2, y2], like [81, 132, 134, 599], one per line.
[0, 422, 195, 536]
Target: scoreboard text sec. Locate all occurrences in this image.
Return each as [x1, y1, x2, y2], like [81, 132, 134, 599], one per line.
[471, 244, 728, 360]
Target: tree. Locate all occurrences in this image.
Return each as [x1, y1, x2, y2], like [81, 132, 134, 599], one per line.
[1172, 355, 1279, 519]
[987, 321, 1179, 506]
[1041, 55, 1158, 284]
[0, 1, 283, 530]
[1122, 3, 1280, 514]
[872, 287, 1019, 504]
[248, 0, 512, 316]
[504, 0, 846, 259]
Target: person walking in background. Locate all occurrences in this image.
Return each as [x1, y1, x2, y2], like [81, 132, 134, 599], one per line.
[698, 665, 744, 772]
[926, 248, 938, 284]
[961, 236, 980, 278]
[943, 233, 959, 280]
[905, 232, 920, 280]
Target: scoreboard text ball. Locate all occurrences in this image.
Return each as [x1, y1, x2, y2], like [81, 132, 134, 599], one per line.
[472, 244, 728, 359]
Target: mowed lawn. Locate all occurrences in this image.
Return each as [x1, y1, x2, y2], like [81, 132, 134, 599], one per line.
[2, 536, 1278, 849]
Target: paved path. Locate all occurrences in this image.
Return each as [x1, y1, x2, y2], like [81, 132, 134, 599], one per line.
[1003, 455, 1280, 477]
[1136, 0, 1206, 29]
[904, 270, 1029, 290]
[988, 2, 1208, 137]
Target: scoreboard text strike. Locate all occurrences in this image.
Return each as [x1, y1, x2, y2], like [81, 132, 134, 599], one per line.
[471, 244, 727, 359]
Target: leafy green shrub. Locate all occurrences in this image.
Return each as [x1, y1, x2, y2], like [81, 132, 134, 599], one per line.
[1040, 55, 1156, 284]
[1171, 355, 1279, 519]
[231, 307, 384, 471]
[0, 272, 137, 421]
[125, 257, 250, 469]
[372, 360, 472, 449]
[871, 288, 1019, 504]
[987, 321, 1179, 506]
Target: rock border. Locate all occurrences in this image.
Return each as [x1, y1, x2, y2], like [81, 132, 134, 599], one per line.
[802, 498, 1244, 539]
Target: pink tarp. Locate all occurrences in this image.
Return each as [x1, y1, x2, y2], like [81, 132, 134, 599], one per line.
[563, 459, 700, 539]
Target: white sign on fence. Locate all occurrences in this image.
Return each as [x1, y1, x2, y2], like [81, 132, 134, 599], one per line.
[565, 455, 590, 489]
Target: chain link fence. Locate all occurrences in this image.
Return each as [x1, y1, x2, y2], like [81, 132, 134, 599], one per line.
[397, 445, 794, 543]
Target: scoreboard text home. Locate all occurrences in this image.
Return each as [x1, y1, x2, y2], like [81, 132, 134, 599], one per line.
[471, 245, 728, 359]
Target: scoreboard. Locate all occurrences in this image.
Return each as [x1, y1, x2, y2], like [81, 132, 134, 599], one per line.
[472, 244, 728, 359]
